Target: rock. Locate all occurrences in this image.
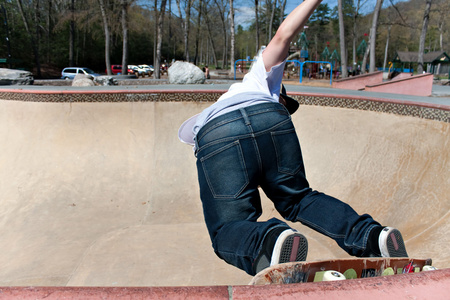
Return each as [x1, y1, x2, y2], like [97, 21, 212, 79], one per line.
[94, 76, 118, 86]
[0, 68, 34, 85]
[72, 74, 95, 87]
[168, 61, 205, 84]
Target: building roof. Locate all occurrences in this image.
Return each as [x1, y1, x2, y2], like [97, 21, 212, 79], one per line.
[393, 51, 450, 63]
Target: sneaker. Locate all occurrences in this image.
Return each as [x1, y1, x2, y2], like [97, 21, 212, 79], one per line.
[379, 227, 408, 257]
[271, 229, 308, 265]
[253, 228, 308, 274]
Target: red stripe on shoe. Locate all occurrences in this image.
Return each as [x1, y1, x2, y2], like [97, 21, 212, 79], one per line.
[390, 233, 399, 250]
[290, 236, 300, 261]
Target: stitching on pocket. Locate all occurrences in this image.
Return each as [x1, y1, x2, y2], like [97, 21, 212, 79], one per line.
[271, 129, 303, 175]
[201, 141, 249, 198]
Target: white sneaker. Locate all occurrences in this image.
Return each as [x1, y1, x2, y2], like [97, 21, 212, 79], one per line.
[379, 227, 408, 257]
[270, 229, 308, 266]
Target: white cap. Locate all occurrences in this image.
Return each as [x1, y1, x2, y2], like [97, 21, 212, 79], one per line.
[178, 114, 200, 146]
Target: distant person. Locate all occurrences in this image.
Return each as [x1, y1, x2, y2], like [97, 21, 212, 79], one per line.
[204, 65, 210, 79]
[178, 0, 408, 276]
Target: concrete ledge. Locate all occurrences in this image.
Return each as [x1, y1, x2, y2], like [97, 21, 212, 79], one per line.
[391, 72, 414, 81]
[0, 88, 448, 122]
[365, 73, 434, 97]
[332, 71, 383, 90]
[0, 269, 449, 299]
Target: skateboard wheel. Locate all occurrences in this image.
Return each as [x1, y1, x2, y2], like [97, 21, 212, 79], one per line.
[423, 265, 437, 271]
[343, 268, 357, 279]
[322, 270, 346, 281]
[382, 267, 395, 276]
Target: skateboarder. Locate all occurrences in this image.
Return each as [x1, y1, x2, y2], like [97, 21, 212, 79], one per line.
[178, 0, 408, 276]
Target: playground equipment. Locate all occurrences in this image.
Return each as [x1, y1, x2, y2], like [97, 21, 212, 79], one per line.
[234, 59, 333, 85]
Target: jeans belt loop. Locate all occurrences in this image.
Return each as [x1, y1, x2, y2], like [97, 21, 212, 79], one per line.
[239, 108, 251, 126]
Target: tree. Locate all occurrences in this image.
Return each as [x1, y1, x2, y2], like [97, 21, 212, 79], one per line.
[203, 0, 219, 67]
[278, 0, 286, 24]
[193, 0, 203, 65]
[268, 0, 276, 41]
[214, 0, 229, 69]
[154, 0, 167, 78]
[229, 0, 235, 74]
[338, 0, 348, 77]
[435, 0, 449, 52]
[350, 0, 368, 71]
[417, 0, 432, 74]
[368, 0, 383, 72]
[16, 0, 42, 77]
[121, 0, 130, 75]
[307, 3, 331, 60]
[254, 0, 260, 52]
[98, 0, 111, 75]
[176, 0, 193, 61]
[69, 0, 75, 67]
[361, 0, 383, 73]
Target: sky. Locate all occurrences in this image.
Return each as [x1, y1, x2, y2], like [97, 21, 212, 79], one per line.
[235, 0, 410, 28]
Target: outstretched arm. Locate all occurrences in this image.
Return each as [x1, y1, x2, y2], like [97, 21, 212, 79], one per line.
[262, 0, 322, 71]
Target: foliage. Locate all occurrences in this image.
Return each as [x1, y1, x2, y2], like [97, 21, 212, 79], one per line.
[0, 0, 447, 78]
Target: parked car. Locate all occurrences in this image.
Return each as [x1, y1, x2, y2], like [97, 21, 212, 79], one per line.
[138, 65, 154, 76]
[128, 65, 147, 77]
[106, 65, 123, 75]
[61, 67, 100, 80]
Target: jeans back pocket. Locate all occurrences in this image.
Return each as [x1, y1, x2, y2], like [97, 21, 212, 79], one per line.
[271, 129, 304, 175]
[200, 141, 249, 198]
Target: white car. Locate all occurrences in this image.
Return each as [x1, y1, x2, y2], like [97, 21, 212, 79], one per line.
[138, 65, 154, 76]
[128, 65, 149, 77]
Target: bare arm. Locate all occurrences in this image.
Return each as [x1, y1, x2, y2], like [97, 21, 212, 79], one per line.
[262, 0, 323, 71]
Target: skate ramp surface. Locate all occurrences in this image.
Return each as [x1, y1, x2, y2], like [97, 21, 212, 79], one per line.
[0, 97, 448, 287]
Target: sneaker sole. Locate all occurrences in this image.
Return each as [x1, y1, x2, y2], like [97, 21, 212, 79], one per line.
[271, 232, 308, 265]
[381, 228, 408, 257]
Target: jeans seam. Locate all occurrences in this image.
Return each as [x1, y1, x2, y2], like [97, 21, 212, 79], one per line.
[197, 115, 244, 142]
[297, 217, 346, 239]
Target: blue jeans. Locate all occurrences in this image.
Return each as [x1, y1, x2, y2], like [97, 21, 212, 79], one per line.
[194, 102, 379, 275]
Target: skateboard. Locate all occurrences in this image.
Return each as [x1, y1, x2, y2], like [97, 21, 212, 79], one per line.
[250, 258, 435, 285]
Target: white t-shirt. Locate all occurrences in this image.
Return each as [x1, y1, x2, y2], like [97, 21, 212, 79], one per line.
[178, 50, 287, 146]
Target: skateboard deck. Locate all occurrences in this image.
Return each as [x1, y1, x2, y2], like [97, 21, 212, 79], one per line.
[250, 257, 434, 285]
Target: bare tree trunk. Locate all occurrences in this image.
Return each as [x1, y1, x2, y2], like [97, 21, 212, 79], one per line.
[254, 0, 259, 53]
[268, 0, 275, 41]
[1, 5, 12, 68]
[98, 0, 111, 75]
[351, 0, 363, 72]
[194, 0, 203, 65]
[17, 0, 42, 77]
[121, 0, 129, 75]
[154, 0, 167, 79]
[153, 0, 157, 67]
[214, 0, 228, 69]
[229, 0, 235, 74]
[204, 3, 218, 67]
[69, 0, 75, 67]
[369, 0, 383, 73]
[417, 0, 432, 74]
[278, 0, 286, 23]
[338, 0, 348, 78]
[46, 0, 52, 64]
[34, 0, 41, 67]
[361, 41, 369, 73]
[176, 0, 193, 61]
[382, 25, 391, 72]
